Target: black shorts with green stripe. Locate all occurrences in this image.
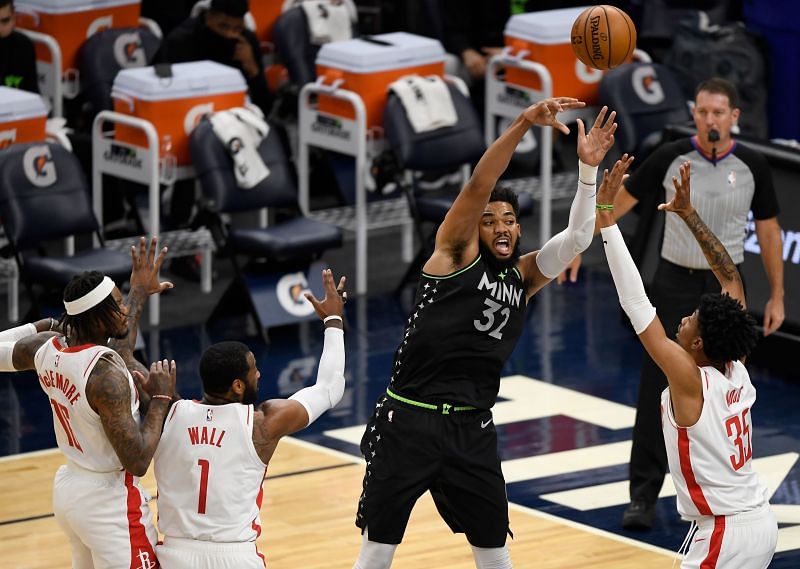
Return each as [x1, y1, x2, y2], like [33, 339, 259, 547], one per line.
[355, 391, 511, 548]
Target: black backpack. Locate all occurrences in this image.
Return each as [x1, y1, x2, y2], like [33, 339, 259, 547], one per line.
[664, 16, 769, 139]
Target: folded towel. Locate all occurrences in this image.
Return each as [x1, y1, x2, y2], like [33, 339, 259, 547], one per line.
[388, 75, 458, 133]
[301, 0, 352, 45]
[209, 106, 271, 189]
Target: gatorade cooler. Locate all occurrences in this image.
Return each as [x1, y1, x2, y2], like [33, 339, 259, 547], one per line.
[0, 87, 48, 150]
[15, 0, 141, 75]
[504, 7, 607, 104]
[249, 0, 283, 44]
[315, 32, 446, 129]
[111, 61, 247, 165]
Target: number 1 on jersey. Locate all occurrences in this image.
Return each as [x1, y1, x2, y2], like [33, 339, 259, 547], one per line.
[197, 458, 210, 514]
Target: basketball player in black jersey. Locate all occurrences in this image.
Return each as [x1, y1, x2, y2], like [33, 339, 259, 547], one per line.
[351, 98, 619, 569]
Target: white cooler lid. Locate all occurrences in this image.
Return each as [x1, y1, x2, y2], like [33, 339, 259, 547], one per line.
[0, 86, 48, 121]
[505, 6, 591, 44]
[112, 61, 247, 101]
[15, 0, 139, 15]
[316, 31, 445, 73]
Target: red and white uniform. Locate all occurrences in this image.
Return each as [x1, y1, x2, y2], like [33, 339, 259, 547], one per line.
[35, 337, 159, 569]
[661, 360, 777, 569]
[154, 400, 268, 569]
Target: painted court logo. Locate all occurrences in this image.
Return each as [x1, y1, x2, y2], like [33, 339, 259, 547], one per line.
[23, 145, 56, 187]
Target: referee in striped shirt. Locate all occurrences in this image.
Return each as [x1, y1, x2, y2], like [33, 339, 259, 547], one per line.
[566, 77, 785, 530]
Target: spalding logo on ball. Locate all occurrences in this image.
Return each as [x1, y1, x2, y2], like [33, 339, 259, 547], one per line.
[571, 5, 637, 70]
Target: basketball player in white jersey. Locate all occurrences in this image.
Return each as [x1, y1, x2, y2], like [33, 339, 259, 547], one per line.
[0, 236, 176, 569]
[597, 158, 777, 568]
[152, 268, 347, 569]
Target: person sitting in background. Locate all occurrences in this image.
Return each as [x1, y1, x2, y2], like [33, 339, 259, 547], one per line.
[158, 0, 272, 116]
[0, 0, 39, 93]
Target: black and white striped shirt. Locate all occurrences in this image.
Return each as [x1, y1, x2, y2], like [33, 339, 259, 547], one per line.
[627, 137, 779, 269]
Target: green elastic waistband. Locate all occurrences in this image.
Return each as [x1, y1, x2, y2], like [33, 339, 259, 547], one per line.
[385, 388, 477, 415]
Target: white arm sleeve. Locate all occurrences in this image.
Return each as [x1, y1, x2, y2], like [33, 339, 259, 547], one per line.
[0, 323, 36, 342]
[289, 327, 345, 426]
[600, 224, 657, 334]
[0, 341, 18, 371]
[535, 162, 598, 279]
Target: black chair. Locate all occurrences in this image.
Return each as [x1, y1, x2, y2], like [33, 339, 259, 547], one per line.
[189, 119, 342, 332]
[598, 62, 692, 164]
[0, 143, 132, 318]
[80, 27, 161, 120]
[383, 81, 533, 258]
[272, 6, 319, 88]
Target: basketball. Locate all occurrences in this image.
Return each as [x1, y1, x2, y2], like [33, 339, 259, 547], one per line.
[570, 5, 637, 70]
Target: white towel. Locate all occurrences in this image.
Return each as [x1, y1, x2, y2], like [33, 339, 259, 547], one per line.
[388, 75, 458, 133]
[301, 0, 352, 45]
[209, 106, 271, 189]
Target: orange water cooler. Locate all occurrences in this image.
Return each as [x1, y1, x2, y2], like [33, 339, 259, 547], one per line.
[504, 7, 605, 104]
[111, 61, 247, 165]
[315, 32, 446, 129]
[0, 87, 48, 150]
[15, 0, 140, 85]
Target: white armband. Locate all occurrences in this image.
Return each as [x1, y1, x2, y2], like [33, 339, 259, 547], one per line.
[600, 224, 657, 334]
[0, 323, 37, 342]
[0, 341, 19, 372]
[289, 327, 345, 426]
[535, 162, 597, 278]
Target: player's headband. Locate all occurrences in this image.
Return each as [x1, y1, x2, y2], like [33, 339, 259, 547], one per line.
[64, 276, 115, 315]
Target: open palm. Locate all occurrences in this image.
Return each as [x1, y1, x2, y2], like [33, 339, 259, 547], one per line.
[577, 106, 617, 166]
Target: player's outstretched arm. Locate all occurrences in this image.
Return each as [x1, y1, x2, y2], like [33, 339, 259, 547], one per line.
[0, 319, 61, 372]
[110, 236, 173, 379]
[520, 112, 618, 297]
[659, 161, 745, 307]
[597, 161, 701, 400]
[252, 269, 346, 464]
[87, 357, 176, 476]
[428, 98, 585, 272]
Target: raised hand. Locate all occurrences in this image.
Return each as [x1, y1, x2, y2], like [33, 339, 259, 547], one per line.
[596, 153, 635, 206]
[304, 269, 346, 322]
[577, 106, 618, 166]
[135, 359, 176, 399]
[658, 161, 694, 218]
[130, 236, 173, 296]
[523, 97, 586, 135]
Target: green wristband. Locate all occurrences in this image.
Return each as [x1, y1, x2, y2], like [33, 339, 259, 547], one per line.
[596, 203, 615, 211]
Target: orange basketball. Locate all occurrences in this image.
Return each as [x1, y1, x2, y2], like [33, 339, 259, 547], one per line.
[570, 5, 637, 70]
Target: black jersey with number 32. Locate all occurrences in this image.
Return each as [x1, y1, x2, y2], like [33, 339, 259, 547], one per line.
[390, 255, 528, 409]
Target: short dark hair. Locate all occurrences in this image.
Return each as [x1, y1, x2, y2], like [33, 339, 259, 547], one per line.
[489, 186, 520, 218]
[695, 77, 739, 110]
[209, 0, 248, 18]
[697, 293, 759, 363]
[199, 341, 252, 394]
[0, 0, 14, 10]
[60, 271, 122, 342]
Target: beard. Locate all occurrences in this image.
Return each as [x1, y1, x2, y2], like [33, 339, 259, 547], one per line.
[242, 382, 259, 405]
[478, 239, 522, 275]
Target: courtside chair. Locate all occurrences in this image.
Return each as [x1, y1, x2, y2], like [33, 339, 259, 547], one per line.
[0, 142, 132, 319]
[189, 119, 342, 335]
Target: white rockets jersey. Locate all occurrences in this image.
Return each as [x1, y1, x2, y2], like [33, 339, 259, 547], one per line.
[154, 400, 268, 543]
[34, 336, 139, 473]
[661, 360, 770, 519]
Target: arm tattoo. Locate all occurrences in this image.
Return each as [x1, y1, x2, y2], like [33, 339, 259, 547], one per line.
[109, 285, 148, 359]
[86, 356, 171, 476]
[683, 211, 741, 286]
[252, 405, 280, 465]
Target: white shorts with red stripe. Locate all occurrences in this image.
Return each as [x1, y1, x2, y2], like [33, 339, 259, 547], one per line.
[156, 536, 265, 569]
[52, 462, 159, 569]
[682, 503, 777, 569]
